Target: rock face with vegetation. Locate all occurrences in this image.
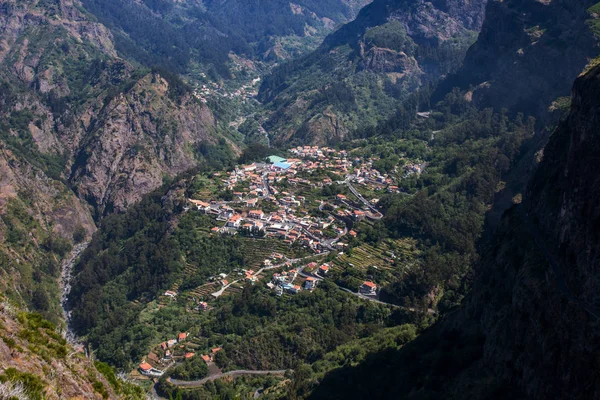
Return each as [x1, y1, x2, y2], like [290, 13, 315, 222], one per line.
[0, 297, 144, 399]
[0, 0, 227, 214]
[439, 0, 600, 122]
[467, 62, 600, 400]
[78, 0, 373, 75]
[258, 0, 487, 145]
[68, 71, 220, 216]
[306, 61, 600, 400]
[0, 0, 228, 326]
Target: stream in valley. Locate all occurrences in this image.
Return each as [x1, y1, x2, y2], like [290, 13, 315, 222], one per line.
[60, 241, 89, 347]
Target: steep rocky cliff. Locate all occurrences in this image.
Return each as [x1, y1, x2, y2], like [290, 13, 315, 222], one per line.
[0, 297, 144, 399]
[308, 58, 600, 400]
[259, 0, 487, 145]
[465, 61, 600, 400]
[0, 0, 226, 318]
[439, 0, 600, 122]
[0, 0, 225, 215]
[68, 72, 219, 215]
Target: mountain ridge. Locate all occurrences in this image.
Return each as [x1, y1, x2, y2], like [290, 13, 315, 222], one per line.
[258, 0, 487, 145]
[437, 0, 600, 123]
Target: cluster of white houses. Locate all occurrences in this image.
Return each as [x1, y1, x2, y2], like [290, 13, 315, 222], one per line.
[264, 260, 379, 298]
[189, 198, 342, 251]
[267, 268, 319, 296]
[184, 146, 414, 250]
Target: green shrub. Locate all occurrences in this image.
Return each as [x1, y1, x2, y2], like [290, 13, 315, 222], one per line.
[0, 368, 45, 400]
[94, 361, 120, 390]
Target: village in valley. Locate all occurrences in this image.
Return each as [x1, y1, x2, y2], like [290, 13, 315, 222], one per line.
[133, 145, 424, 381]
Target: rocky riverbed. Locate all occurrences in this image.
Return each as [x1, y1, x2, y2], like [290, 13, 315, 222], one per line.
[60, 242, 89, 348]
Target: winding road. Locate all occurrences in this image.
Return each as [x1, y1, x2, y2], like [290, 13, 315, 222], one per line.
[169, 370, 288, 388]
[344, 177, 383, 219]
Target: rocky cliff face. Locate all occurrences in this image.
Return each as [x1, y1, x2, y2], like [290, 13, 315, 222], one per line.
[308, 60, 600, 400]
[259, 0, 486, 145]
[0, 0, 223, 216]
[440, 0, 600, 122]
[69, 73, 218, 215]
[466, 63, 600, 400]
[0, 297, 144, 399]
[0, 0, 224, 321]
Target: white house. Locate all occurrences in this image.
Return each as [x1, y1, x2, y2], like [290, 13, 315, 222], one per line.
[359, 281, 377, 296]
[139, 363, 163, 377]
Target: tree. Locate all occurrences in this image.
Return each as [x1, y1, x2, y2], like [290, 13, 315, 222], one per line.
[73, 226, 86, 244]
[32, 288, 50, 312]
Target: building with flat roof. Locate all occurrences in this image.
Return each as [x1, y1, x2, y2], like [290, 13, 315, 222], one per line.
[267, 155, 287, 164]
[273, 161, 292, 170]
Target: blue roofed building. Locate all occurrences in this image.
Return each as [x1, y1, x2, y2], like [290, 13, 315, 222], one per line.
[273, 162, 292, 170]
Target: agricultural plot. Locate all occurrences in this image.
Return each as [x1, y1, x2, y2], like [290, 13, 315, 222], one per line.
[189, 175, 223, 200]
[334, 239, 419, 273]
[187, 282, 220, 299]
[221, 284, 244, 297]
[239, 238, 295, 268]
[352, 182, 384, 200]
[335, 244, 394, 271]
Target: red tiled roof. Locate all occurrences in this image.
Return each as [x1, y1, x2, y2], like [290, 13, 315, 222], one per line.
[362, 281, 377, 288]
[189, 199, 210, 207]
[139, 362, 152, 371]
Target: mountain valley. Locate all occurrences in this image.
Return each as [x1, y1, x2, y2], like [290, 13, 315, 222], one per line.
[1, 0, 600, 399]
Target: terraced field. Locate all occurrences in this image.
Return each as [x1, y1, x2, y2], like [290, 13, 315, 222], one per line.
[333, 239, 419, 273]
[187, 282, 220, 300]
[189, 175, 222, 200]
[239, 238, 296, 269]
[221, 283, 245, 297]
[334, 244, 393, 271]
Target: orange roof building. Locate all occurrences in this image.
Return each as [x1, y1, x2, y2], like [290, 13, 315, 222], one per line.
[139, 362, 152, 372]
